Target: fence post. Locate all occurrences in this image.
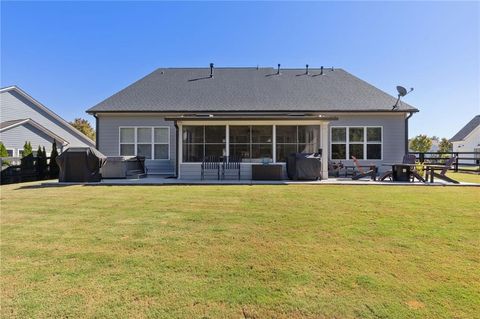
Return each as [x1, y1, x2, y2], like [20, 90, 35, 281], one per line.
[454, 152, 459, 172]
[419, 153, 424, 163]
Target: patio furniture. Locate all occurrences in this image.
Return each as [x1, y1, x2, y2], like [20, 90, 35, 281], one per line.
[56, 147, 107, 182]
[252, 164, 283, 180]
[201, 156, 221, 180]
[328, 161, 344, 178]
[101, 156, 146, 179]
[379, 154, 425, 182]
[286, 153, 322, 180]
[350, 156, 377, 180]
[222, 156, 241, 180]
[424, 157, 459, 183]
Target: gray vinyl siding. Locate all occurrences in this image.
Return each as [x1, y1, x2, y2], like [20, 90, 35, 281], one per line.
[97, 113, 406, 179]
[97, 115, 176, 174]
[0, 90, 94, 147]
[0, 123, 62, 155]
[328, 113, 406, 172]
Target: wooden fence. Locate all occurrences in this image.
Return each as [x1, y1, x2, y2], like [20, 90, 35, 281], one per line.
[1, 156, 57, 185]
[408, 151, 480, 173]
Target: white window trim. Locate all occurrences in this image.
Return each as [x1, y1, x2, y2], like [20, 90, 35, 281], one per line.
[330, 126, 383, 161]
[118, 126, 170, 160]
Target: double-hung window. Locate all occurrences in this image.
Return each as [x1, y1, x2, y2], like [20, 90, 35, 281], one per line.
[119, 127, 169, 159]
[331, 126, 382, 160]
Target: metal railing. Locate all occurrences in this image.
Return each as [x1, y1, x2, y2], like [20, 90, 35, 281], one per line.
[408, 151, 480, 173]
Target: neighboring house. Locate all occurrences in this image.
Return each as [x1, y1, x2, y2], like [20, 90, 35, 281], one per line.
[0, 86, 95, 157]
[450, 115, 480, 164]
[87, 66, 419, 179]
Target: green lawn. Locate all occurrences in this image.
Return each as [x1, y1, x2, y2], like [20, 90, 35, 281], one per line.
[1, 184, 479, 318]
[446, 172, 480, 184]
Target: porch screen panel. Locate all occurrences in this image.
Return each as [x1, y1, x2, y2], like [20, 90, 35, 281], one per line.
[229, 126, 251, 161]
[229, 126, 273, 162]
[251, 126, 272, 161]
[182, 126, 226, 162]
[276, 125, 320, 162]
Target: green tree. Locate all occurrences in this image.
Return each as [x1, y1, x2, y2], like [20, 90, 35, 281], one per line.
[70, 118, 95, 141]
[49, 140, 59, 178]
[409, 134, 432, 153]
[22, 141, 33, 157]
[0, 142, 10, 166]
[36, 146, 46, 179]
[438, 138, 453, 153]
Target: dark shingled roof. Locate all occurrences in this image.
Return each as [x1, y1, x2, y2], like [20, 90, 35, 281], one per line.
[87, 67, 418, 113]
[450, 115, 480, 142]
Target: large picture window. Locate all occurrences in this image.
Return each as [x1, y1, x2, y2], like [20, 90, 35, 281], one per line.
[330, 126, 382, 160]
[119, 127, 170, 159]
[229, 125, 273, 162]
[276, 125, 320, 162]
[182, 125, 226, 162]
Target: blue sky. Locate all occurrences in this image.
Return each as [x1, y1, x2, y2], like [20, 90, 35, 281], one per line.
[1, 1, 479, 138]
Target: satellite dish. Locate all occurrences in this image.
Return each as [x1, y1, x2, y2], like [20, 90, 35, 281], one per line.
[397, 86, 408, 97]
[393, 86, 414, 110]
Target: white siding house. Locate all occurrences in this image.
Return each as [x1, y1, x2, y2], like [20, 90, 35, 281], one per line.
[0, 86, 95, 156]
[450, 115, 480, 164]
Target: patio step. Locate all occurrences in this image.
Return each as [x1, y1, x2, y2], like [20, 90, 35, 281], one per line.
[126, 170, 147, 179]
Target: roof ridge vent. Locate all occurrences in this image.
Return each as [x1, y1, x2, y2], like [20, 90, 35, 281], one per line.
[210, 63, 214, 78]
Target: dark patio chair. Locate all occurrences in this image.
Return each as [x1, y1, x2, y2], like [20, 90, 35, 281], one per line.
[351, 156, 376, 180]
[221, 156, 241, 180]
[201, 156, 221, 180]
[425, 156, 459, 184]
[379, 154, 425, 182]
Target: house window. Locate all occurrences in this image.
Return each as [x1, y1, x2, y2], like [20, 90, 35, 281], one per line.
[119, 127, 170, 159]
[229, 125, 273, 162]
[6, 149, 14, 157]
[276, 125, 320, 162]
[331, 126, 382, 160]
[182, 126, 226, 162]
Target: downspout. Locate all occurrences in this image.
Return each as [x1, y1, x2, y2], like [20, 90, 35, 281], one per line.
[174, 120, 179, 178]
[405, 112, 413, 154]
[93, 114, 99, 150]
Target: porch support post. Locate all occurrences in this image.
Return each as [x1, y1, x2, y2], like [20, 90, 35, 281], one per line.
[321, 122, 329, 179]
[178, 123, 183, 179]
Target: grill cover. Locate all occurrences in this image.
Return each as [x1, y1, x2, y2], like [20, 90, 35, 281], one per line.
[286, 153, 322, 180]
[56, 147, 107, 182]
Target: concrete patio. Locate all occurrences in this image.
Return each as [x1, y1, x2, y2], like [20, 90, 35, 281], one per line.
[42, 175, 480, 187]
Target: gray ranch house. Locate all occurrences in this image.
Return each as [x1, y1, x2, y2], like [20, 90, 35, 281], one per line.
[87, 66, 418, 179]
[1, 86, 95, 157]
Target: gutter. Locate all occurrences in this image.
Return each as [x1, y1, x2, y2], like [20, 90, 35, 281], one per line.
[405, 112, 414, 154]
[94, 114, 99, 150]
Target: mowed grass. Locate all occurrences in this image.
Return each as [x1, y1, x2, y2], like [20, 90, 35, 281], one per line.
[446, 172, 480, 184]
[1, 184, 479, 319]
